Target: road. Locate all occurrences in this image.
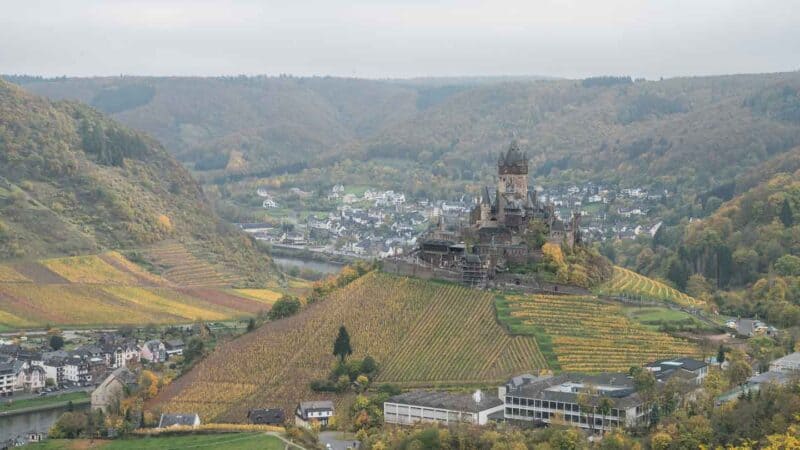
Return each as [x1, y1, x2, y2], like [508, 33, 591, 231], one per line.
[319, 431, 360, 450]
[1, 385, 92, 405]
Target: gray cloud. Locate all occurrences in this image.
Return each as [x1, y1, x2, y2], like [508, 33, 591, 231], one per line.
[1, 0, 798, 79]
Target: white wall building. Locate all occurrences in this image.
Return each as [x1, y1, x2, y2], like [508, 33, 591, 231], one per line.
[384, 389, 504, 426]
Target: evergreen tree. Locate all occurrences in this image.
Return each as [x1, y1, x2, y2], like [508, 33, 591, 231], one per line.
[247, 317, 256, 332]
[781, 199, 794, 227]
[667, 257, 690, 291]
[333, 325, 353, 363]
[717, 345, 726, 364]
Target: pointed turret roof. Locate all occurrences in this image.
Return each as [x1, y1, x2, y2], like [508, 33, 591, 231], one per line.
[501, 140, 526, 165]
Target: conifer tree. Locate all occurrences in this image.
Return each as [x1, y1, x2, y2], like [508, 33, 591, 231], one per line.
[781, 199, 794, 227]
[333, 325, 352, 363]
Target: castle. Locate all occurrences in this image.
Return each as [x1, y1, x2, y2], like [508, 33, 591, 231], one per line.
[471, 140, 549, 232]
[418, 141, 579, 276]
[468, 140, 579, 266]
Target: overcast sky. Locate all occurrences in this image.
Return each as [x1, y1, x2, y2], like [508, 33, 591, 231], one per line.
[1, 0, 798, 79]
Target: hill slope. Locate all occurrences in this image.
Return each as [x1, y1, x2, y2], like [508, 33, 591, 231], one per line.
[154, 272, 548, 422]
[0, 252, 281, 330]
[154, 271, 700, 423]
[0, 79, 271, 285]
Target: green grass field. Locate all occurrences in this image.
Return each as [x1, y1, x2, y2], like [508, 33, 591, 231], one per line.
[27, 433, 285, 450]
[0, 391, 88, 413]
[624, 306, 715, 331]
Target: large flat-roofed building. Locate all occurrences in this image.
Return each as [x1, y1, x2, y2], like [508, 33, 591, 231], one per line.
[500, 373, 649, 432]
[385, 389, 504, 426]
[769, 352, 800, 373]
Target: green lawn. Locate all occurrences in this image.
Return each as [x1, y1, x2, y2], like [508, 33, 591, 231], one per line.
[624, 306, 714, 331]
[0, 391, 89, 413]
[27, 433, 285, 450]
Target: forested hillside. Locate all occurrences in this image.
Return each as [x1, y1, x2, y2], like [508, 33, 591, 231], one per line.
[0, 79, 272, 285]
[12, 72, 800, 203]
[12, 76, 429, 175]
[613, 147, 800, 326]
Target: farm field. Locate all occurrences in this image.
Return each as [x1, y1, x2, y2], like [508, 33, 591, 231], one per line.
[27, 433, 285, 450]
[496, 294, 701, 372]
[155, 272, 547, 422]
[0, 252, 281, 329]
[595, 266, 702, 308]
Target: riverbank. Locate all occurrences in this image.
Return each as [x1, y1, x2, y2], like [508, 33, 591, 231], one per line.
[0, 391, 90, 416]
[268, 243, 363, 265]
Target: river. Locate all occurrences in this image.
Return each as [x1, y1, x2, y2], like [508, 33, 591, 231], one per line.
[272, 256, 344, 275]
[0, 403, 89, 442]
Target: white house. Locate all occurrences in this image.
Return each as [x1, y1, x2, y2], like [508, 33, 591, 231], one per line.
[110, 344, 139, 369]
[164, 340, 185, 358]
[0, 358, 23, 396]
[295, 401, 335, 428]
[64, 356, 91, 384]
[38, 358, 65, 387]
[262, 198, 278, 209]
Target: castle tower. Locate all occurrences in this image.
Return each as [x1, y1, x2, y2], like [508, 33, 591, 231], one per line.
[497, 140, 528, 195]
[496, 140, 529, 224]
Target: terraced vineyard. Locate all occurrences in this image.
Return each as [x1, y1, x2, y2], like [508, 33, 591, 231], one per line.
[142, 241, 243, 287]
[0, 265, 29, 282]
[595, 266, 702, 308]
[155, 272, 547, 422]
[0, 252, 275, 328]
[497, 294, 701, 372]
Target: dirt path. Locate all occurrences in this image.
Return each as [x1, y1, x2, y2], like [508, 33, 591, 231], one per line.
[267, 432, 306, 450]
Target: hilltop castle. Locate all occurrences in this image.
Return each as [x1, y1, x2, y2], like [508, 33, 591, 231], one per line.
[417, 141, 579, 276]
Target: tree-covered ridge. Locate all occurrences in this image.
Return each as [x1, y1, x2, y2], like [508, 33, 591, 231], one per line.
[14, 72, 800, 202]
[615, 153, 800, 327]
[0, 79, 271, 286]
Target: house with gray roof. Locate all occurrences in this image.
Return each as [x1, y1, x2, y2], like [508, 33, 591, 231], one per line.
[295, 401, 334, 428]
[158, 413, 201, 429]
[384, 389, 503, 426]
[91, 367, 137, 413]
[247, 408, 285, 425]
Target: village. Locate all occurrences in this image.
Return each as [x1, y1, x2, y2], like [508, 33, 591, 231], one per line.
[240, 174, 669, 261]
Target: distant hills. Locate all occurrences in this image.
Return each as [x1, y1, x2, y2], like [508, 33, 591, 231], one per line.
[0, 79, 272, 286]
[9, 72, 800, 200]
